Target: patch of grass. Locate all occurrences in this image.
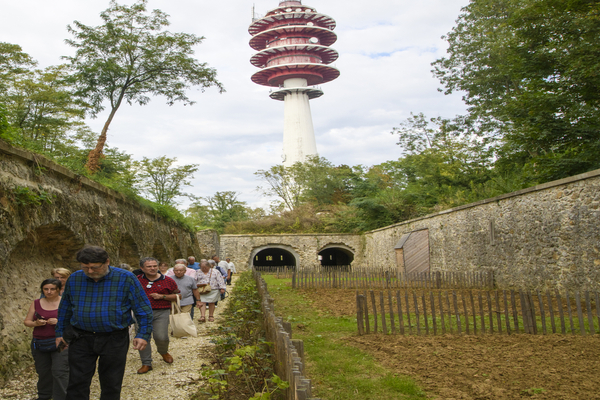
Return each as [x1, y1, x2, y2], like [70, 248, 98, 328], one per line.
[262, 275, 426, 400]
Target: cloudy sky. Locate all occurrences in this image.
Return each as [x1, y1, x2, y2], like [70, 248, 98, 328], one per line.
[1, 0, 469, 209]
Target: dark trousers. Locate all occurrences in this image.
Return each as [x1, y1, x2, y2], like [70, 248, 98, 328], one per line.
[66, 329, 129, 400]
[31, 341, 69, 400]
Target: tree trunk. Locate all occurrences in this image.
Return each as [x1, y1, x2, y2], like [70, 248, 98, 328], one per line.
[85, 105, 119, 173]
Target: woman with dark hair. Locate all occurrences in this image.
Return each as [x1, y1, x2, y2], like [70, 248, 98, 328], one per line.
[24, 278, 69, 400]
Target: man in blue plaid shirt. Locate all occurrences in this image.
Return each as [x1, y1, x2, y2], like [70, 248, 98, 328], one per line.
[56, 246, 153, 400]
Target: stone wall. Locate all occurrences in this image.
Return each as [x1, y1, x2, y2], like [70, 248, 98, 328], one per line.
[219, 233, 364, 271]
[0, 141, 206, 384]
[363, 169, 600, 292]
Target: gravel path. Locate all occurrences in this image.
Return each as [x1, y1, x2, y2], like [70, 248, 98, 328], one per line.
[0, 280, 234, 400]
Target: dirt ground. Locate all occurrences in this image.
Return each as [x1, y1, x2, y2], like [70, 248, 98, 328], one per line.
[303, 287, 600, 400]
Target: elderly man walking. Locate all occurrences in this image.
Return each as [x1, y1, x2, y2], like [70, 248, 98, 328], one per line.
[170, 264, 201, 316]
[55, 246, 152, 400]
[136, 257, 180, 374]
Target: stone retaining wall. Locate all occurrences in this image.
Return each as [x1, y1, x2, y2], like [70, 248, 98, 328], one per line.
[363, 169, 600, 292]
[0, 141, 206, 384]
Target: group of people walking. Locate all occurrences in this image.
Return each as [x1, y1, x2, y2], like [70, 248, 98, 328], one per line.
[23, 245, 237, 400]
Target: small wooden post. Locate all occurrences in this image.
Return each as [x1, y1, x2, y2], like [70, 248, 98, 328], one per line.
[519, 291, 531, 334]
[370, 290, 378, 333]
[439, 291, 446, 334]
[461, 291, 470, 334]
[292, 271, 296, 289]
[528, 291, 537, 334]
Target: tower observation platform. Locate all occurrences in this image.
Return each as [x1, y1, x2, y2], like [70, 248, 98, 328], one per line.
[249, 0, 340, 166]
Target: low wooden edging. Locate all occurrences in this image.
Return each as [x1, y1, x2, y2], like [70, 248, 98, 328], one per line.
[253, 271, 320, 400]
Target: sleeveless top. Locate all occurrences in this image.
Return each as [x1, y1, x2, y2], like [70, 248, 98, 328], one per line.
[33, 299, 58, 339]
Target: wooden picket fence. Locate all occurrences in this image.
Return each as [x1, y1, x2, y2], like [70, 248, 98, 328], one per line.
[292, 270, 494, 290]
[356, 289, 600, 336]
[252, 271, 320, 400]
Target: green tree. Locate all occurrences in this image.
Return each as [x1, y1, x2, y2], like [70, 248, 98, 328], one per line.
[64, 0, 224, 172]
[0, 42, 37, 92]
[134, 156, 198, 206]
[432, 0, 600, 180]
[187, 191, 252, 232]
[255, 164, 304, 211]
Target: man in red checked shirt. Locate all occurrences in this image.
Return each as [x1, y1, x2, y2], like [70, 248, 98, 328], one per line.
[136, 257, 180, 374]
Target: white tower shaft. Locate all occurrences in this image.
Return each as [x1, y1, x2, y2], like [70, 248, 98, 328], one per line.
[282, 78, 318, 166]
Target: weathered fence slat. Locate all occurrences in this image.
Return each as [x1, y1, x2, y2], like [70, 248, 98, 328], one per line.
[565, 292, 575, 334]
[470, 290, 477, 335]
[413, 291, 421, 335]
[422, 292, 429, 335]
[356, 293, 364, 335]
[446, 291, 453, 334]
[439, 291, 446, 335]
[479, 291, 486, 334]
[547, 290, 556, 334]
[575, 292, 585, 335]
[363, 291, 370, 334]
[492, 291, 501, 334]
[453, 291, 461, 334]
[431, 291, 437, 335]
[537, 290, 546, 334]
[461, 291, 470, 335]
[503, 290, 511, 334]
[388, 291, 396, 334]
[396, 291, 405, 335]
[585, 292, 594, 335]
[405, 290, 412, 335]
[380, 291, 387, 334]
[487, 291, 494, 334]
[511, 290, 519, 333]
[556, 290, 566, 334]
[370, 290, 378, 333]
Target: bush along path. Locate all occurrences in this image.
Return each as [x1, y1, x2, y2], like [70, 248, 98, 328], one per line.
[195, 271, 288, 400]
[0, 278, 236, 400]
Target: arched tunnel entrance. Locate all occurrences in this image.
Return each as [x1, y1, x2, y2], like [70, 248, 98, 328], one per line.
[251, 246, 297, 272]
[318, 246, 354, 271]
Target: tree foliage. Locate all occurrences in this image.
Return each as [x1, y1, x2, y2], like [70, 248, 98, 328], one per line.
[432, 0, 600, 180]
[64, 0, 224, 172]
[134, 156, 198, 206]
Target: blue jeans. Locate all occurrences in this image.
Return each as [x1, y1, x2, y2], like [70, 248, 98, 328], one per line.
[139, 308, 170, 365]
[66, 328, 129, 400]
[31, 341, 69, 400]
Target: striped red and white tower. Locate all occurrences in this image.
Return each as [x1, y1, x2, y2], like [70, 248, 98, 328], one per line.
[249, 1, 340, 166]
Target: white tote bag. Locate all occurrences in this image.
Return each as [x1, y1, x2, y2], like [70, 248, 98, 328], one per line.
[170, 296, 198, 338]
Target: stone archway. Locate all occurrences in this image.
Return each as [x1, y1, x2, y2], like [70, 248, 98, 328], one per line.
[318, 243, 355, 270]
[1, 224, 84, 385]
[152, 240, 169, 264]
[249, 244, 300, 271]
[118, 233, 140, 268]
